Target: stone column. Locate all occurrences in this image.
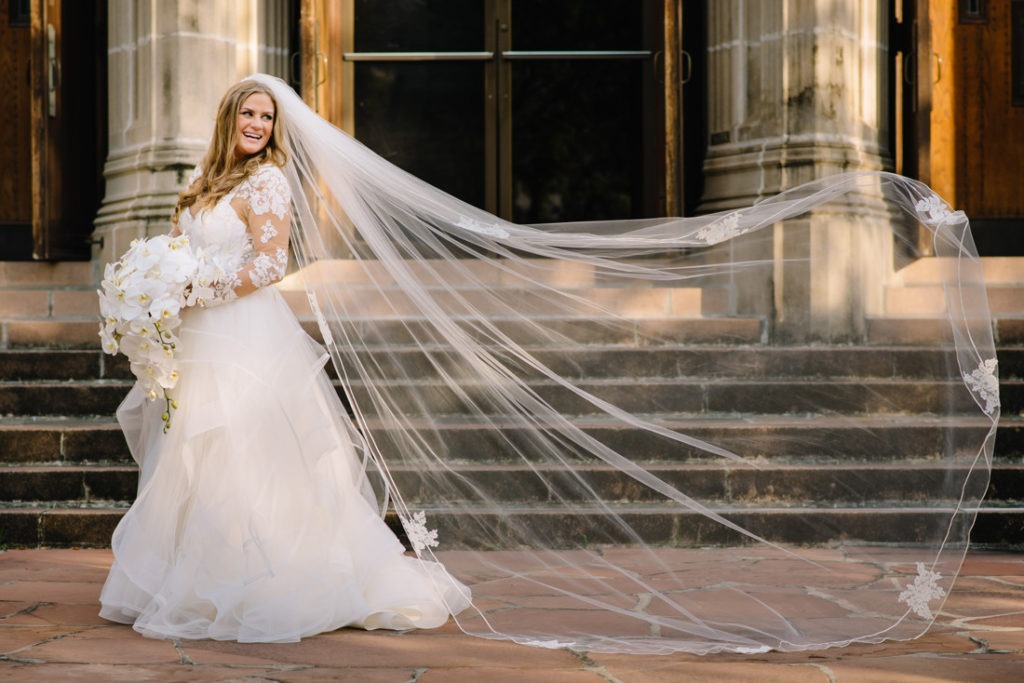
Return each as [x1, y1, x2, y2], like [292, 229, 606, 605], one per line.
[703, 0, 894, 342]
[93, 0, 291, 265]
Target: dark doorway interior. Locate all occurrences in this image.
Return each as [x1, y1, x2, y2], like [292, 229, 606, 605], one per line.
[0, 0, 106, 261]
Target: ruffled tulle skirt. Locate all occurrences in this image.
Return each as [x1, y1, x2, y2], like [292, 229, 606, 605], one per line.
[99, 287, 471, 642]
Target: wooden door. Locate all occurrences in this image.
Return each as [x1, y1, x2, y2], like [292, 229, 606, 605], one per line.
[30, 0, 63, 260]
[302, 0, 702, 220]
[929, 0, 1024, 254]
[0, 0, 33, 258]
[5, 0, 105, 262]
[955, 1, 1024, 220]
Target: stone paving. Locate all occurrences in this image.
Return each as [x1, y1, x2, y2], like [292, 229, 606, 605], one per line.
[0, 548, 1021, 682]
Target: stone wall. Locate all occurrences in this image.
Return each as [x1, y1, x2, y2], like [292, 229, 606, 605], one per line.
[702, 0, 895, 341]
[702, 0, 891, 209]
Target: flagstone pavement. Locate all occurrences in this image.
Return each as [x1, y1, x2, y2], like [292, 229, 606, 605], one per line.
[0, 548, 1021, 682]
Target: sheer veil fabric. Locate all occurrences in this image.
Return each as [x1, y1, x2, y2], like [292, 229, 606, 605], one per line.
[247, 74, 997, 654]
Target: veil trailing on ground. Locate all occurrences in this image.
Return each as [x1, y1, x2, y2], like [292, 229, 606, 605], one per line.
[247, 74, 997, 654]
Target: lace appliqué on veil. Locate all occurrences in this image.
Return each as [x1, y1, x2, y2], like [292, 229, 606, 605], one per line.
[522, 639, 580, 650]
[963, 358, 999, 416]
[403, 511, 440, 552]
[456, 216, 510, 239]
[898, 563, 947, 620]
[695, 212, 742, 244]
[915, 194, 967, 228]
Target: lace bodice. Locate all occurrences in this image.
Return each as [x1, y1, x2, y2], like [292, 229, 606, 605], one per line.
[176, 164, 291, 304]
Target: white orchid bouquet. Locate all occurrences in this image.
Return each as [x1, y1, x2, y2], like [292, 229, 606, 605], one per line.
[98, 234, 224, 432]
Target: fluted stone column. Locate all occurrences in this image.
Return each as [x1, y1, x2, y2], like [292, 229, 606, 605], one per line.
[703, 0, 895, 342]
[93, 0, 291, 265]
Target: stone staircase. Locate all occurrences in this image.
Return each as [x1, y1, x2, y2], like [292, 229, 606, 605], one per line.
[0, 259, 1022, 548]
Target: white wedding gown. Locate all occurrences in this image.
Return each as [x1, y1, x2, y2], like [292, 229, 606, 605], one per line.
[99, 165, 471, 642]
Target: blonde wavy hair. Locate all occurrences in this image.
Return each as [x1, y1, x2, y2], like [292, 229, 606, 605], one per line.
[173, 80, 289, 225]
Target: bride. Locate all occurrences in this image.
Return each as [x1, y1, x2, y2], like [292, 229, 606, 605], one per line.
[98, 80, 472, 642]
[99, 74, 997, 654]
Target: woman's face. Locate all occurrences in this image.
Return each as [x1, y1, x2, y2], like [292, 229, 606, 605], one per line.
[233, 92, 275, 159]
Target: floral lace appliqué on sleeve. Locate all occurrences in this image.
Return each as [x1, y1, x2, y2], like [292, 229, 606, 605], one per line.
[258, 219, 279, 244]
[248, 249, 288, 288]
[215, 165, 292, 302]
[248, 169, 290, 219]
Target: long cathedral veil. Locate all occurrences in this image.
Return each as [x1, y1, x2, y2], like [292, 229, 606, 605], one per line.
[249, 74, 997, 654]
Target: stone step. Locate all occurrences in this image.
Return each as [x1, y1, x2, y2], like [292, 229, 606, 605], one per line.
[885, 285, 1024, 316]
[347, 377, 1003, 416]
[0, 289, 100, 320]
[1, 316, 769, 349]
[2, 415, 1016, 466]
[2, 462, 1017, 507]
[1, 320, 105, 348]
[0, 465, 137, 503]
[10, 313, 1023, 350]
[2, 256, 1018, 292]
[280, 286, 729, 319]
[9, 345, 1020, 382]
[0, 508, 124, 548]
[0, 381, 129, 417]
[0, 261, 95, 287]
[0, 503, 1017, 549]
[867, 317, 1024, 345]
[894, 256, 1024, 286]
[5, 280, 656, 324]
[280, 258, 617, 289]
[2, 375, 1013, 417]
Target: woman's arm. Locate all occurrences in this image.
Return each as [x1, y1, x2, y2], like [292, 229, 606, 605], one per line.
[210, 165, 291, 304]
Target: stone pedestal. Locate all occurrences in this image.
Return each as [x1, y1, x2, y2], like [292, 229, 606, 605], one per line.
[93, 0, 291, 266]
[702, 0, 895, 342]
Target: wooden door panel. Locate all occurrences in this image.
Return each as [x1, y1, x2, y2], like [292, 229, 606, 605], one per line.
[956, 1, 1024, 218]
[32, 0, 64, 259]
[0, 0, 33, 258]
[24, 0, 103, 261]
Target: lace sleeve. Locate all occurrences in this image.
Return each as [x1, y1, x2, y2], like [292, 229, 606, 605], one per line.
[212, 164, 291, 303]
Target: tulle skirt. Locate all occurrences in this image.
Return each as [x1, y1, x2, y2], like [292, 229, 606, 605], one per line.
[99, 287, 471, 642]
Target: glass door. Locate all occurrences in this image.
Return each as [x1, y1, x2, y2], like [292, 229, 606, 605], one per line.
[340, 0, 665, 222]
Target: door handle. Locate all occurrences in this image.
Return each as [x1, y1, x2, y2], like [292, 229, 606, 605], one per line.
[681, 50, 692, 85]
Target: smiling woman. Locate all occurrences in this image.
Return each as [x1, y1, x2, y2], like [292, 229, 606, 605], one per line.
[235, 93, 276, 159]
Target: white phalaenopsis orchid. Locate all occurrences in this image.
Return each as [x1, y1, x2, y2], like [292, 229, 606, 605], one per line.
[98, 235, 227, 432]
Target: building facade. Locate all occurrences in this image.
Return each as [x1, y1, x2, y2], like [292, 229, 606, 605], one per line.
[2, 1, 1021, 284]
